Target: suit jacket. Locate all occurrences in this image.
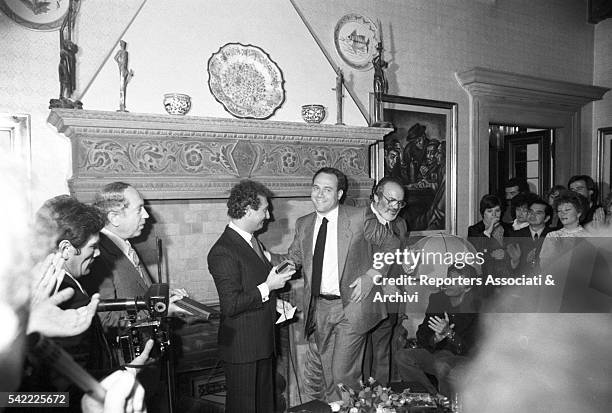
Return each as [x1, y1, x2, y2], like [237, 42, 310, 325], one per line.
[207, 226, 276, 363]
[287, 205, 397, 335]
[82, 232, 153, 329]
[512, 226, 552, 274]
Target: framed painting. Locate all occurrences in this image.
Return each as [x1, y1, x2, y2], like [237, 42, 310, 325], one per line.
[370, 94, 457, 235]
[596, 127, 612, 204]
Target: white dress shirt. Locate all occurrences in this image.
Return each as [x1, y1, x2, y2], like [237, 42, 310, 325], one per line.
[313, 207, 340, 296]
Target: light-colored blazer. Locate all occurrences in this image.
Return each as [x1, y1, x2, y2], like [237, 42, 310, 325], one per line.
[287, 204, 397, 335]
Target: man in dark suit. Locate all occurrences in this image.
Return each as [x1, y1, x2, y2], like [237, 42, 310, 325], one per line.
[510, 197, 553, 274]
[364, 177, 410, 385]
[208, 180, 294, 413]
[83, 182, 186, 329]
[286, 167, 396, 401]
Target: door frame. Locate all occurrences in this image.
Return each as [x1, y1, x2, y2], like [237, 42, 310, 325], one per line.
[504, 129, 553, 196]
[456, 67, 609, 224]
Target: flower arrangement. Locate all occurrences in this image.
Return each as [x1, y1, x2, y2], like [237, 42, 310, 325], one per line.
[330, 378, 439, 413]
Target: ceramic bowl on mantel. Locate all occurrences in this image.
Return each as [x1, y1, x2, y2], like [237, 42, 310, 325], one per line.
[301, 104, 326, 123]
[163, 93, 191, 115]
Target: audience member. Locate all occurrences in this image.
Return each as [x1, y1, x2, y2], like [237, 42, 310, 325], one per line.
[510, 197, 553, 274]
[508, 192, 539, 233]
[567, 175, 603, 225]
[545, 184, 566, 230]
[395, 264, 481, 399]
[501, 177, 529, 224]
[468, 195, 514, 293]
[539, 190, 588, 268]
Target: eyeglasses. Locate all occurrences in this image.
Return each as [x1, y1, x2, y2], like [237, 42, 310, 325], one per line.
[381, 193, 406, 208]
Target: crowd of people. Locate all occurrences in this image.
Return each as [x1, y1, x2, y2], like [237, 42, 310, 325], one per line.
[209, 168, 612, 412]
[2, 161, 611, 413]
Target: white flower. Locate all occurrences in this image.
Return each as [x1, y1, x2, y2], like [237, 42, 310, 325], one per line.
[329, 401, 341, 412]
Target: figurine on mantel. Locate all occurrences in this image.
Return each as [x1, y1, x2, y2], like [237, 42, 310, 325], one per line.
[115, 40, 134, 112]
[371, 41, 391, 127]
[332, 68, 345, 125]
[49, 0, 82, 109]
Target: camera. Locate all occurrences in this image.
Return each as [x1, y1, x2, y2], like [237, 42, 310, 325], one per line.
[97, 283, 170, 365]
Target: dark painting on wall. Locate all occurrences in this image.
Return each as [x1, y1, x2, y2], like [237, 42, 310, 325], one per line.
[371, 94, 457, 235]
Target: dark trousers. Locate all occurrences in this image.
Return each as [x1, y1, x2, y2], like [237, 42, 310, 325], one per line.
[364, 313, 398, 385]
[224, 357, 274, 413]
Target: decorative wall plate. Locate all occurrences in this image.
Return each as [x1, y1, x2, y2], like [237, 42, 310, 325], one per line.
[0, 0, 70, 31]
[207, 43, 285, 120]
[334, 14, 379, 70]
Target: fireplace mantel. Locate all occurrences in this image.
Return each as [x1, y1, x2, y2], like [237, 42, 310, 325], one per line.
[48, 109, 392, 201]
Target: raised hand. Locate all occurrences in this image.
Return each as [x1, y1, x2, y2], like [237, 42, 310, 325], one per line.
[30, 252, 65, 306]
[28, 290, 100, 337]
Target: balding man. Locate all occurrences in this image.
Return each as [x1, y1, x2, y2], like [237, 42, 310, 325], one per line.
[83, 182, 186, 329]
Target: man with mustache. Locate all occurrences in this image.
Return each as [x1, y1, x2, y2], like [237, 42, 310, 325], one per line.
[364, 177, 410, 385]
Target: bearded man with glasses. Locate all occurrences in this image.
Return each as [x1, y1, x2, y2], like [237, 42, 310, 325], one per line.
[363, 177, 410, 385]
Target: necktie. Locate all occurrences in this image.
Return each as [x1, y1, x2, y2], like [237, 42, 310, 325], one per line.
[311, 217, 328, 297]
[126, 242, 147, 282]
[251, 235, 267, 263]
[306, 217, 328, 338]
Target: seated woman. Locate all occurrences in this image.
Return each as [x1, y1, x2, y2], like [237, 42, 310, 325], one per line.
[539, 190, 588, 268]
[394, 264, 481, 399]
[545, 184, 566, 230]
[468, 195, 515, 295]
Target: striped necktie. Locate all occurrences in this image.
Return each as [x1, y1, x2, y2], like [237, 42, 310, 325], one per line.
[251, 235, 268, 263]
[126, 241, 147, 282]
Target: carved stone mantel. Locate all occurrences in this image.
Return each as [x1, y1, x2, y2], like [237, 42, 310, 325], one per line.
[48, 109, 392, 201]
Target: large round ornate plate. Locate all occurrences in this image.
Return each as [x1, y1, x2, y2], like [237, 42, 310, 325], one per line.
[0, 0, 70, 31]
[207, 43, 285, 119]
[334, 14, 379, 70]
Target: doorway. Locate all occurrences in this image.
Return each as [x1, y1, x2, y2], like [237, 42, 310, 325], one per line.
[489, 124, 554, 197]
